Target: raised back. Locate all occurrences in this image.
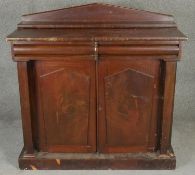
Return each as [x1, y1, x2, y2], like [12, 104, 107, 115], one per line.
[18, 3, 176, 28]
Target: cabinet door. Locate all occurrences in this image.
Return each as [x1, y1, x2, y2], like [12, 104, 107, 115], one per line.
[35, 59, 96, 153]
[98, 58, 160, 153]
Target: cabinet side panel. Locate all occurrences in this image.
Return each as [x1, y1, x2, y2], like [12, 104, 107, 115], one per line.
[17, 62, 34, 154]
[160, 61, 177, 153]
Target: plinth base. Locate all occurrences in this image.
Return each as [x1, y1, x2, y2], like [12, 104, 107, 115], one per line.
[19, 148, 176, 170]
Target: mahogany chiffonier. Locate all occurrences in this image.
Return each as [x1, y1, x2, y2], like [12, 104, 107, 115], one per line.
[7, 3, 187, 170]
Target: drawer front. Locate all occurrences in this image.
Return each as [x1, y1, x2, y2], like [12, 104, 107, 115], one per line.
[12, 42, 94, 61]
[98, 45, 179, 55]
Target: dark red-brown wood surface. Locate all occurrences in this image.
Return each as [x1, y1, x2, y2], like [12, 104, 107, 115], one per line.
[98, 58, 161, 153]
[17, 62, 34, 154]
[6, 3, 187, 170]
[20, 3, 174, 23]
[7, 28, 186, 42]
[34, 59, 96, 153]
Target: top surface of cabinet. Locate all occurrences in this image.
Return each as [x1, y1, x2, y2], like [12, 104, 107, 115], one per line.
[7, 3, 187, 42]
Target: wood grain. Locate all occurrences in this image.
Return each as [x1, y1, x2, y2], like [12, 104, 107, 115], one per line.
[98, 59, 160, 153]
[17, 62, 34, 154]
[35, 60, 96, 153]
[160, 61, 177, 153]
[6, 3, 187, 170]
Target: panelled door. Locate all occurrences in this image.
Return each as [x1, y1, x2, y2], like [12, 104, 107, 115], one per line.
[34, 52, 161, 154]
[98, 58, 161, 153]
[35, 59, 96, 153]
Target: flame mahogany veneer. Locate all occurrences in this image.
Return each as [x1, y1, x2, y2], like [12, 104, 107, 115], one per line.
[7, 3, 187, 170]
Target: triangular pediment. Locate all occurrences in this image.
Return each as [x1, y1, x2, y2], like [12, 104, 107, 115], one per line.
[22, 3, 173, 22]
[18, 3, 175, 28]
